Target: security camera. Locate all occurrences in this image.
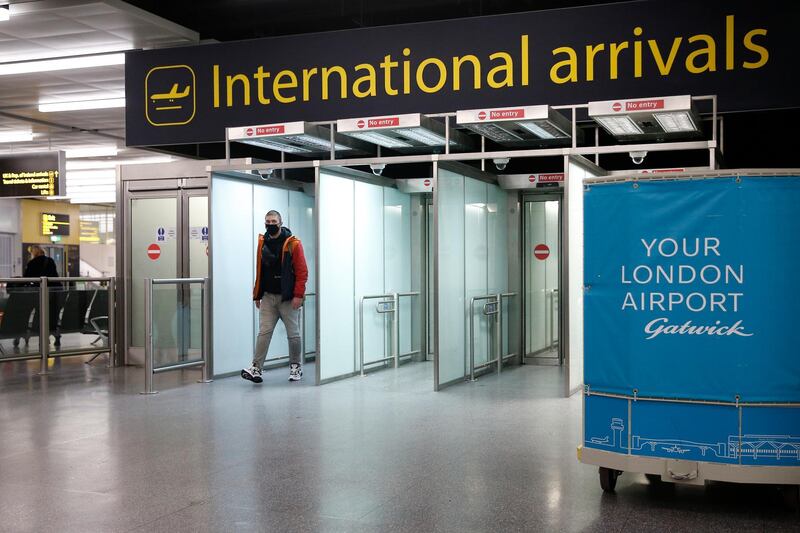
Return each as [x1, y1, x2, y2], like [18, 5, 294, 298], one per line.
[493, 157, 510, 171]
[629, 151, 648, 165]
[250, 168, 273, 180]
[370, 163, 386, 176]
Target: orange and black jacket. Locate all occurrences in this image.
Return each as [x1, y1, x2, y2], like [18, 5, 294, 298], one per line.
[252, 229, 308, 302]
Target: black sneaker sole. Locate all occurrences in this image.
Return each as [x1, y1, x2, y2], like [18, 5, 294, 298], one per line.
[241, 370, 263, 383]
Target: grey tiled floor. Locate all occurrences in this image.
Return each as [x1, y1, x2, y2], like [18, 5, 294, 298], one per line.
[0, 358, 797, 533]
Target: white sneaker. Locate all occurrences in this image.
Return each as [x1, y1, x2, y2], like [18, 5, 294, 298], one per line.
[241, 366, 263, 383]
[288, 364, 303, 382]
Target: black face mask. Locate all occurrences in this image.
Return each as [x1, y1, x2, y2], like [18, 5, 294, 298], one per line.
[265, 223, 280, 236]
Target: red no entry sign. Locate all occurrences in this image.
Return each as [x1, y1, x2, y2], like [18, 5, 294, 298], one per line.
[147, 243, 161, 260]
[534, 244, 550, 260]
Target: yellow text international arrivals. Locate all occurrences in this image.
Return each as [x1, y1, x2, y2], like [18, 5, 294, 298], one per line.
[212, 15, 768, 109]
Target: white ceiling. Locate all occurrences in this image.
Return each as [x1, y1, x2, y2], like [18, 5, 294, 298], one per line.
[0, 0, 198, 198]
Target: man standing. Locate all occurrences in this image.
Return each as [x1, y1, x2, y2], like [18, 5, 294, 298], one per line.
[242, 210, 308, 383]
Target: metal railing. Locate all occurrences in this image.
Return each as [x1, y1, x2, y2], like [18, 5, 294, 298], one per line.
[359, 291, 420, 376]
[0, 277, 116, 373]
[468, 292, 517, 381]
[141, 277, 212, 394]
[300, 292, 316, 363]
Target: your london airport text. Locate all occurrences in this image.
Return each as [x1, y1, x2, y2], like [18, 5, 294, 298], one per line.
[619, 237, 754, 341]
[210, 15, 768, 108]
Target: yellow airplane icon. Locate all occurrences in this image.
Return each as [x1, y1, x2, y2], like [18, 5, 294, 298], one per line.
[150, 83, 191, 111]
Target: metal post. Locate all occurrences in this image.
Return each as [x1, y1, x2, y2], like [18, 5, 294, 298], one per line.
[300, 304, 306, 364]
[594, 127, 600, 166]
[359, 297, 365, 377]
[199, 278, 213, 383]
[38, 276, 49, 375]
[329, 127, 335, 160]
[393, 293, 400, 369]
[468, 298, 476, 382]
[108, 277, 116, 367]
[225, 128, 230, 164]
[480, 136, 485, 171]
[141, 278, 157, 394]
[445, 115, 450, 155]
[496, 295, 501, 371]
[571, 107, 577, 149]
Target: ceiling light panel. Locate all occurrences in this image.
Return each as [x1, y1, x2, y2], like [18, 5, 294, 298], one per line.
[456, 105, 573, 146]
[589, 95, 701, 139]
[65, 146, 119, 158]
[39, 97, 125, 113]
[228, 121, 369, 156]
[0, 53, 125, 76]
[337, 113, 472, 152]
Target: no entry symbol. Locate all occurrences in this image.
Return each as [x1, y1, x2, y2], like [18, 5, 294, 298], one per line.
[534, 244, 550, 260]
[147, 243, 161, 260]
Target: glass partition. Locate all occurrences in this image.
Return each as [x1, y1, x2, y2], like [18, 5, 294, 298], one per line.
[524, 198, 561, 362]
[0, 280, 41, 359]
[130, 197, 178, 350]
[211, 174, 316, 376]
[318, 169, 415, 383]
[152, 282, 203, 368]
[49, 280, 112, 357]
[435, 166, 512, 389]
[318, 172, 356, 382]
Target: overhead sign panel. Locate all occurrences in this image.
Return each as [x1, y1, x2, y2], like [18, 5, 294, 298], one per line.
[0, 152, 65, 198]
[125, 0, 798, 147]
[456, 105, 573, 145]
[337, 113, 473, 151]
[589, 95, 701, 140]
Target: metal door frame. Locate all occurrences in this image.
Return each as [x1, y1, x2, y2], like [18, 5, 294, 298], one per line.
[423, 195, 433, 361]
[520, 191, 564, 367]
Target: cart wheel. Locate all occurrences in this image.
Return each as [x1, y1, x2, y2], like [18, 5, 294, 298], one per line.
[645, 473, 662, 484]
[599, 467, 620, 492]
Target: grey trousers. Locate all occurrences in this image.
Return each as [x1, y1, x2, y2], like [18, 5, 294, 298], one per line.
[253, 293, 302, 368]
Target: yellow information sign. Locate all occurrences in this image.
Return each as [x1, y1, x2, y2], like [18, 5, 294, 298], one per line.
[41, 212, 70, 236]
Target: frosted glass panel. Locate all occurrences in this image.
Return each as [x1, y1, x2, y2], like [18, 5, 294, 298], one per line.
[289, 191, 317, 357]
[355, 182, 386, 365]
[435, 169, 466, 386]
[211, 177, 254, 375]
[488, 184, 510, 359]
[319, 173, 356, 381]
[465, 178, 489, 366]
[568, 163, 587, 394]
[384, 188, 412, 356]
[131, 197, 177, 348]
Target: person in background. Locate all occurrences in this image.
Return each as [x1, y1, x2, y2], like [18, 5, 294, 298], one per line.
[242, 210, 308, 383]
[24, 245, 62, 347]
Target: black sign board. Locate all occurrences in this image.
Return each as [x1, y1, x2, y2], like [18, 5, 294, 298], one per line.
[41, 213, 70, 236]
[0, 151, 65, 198]
[125, 0, 800, 147]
